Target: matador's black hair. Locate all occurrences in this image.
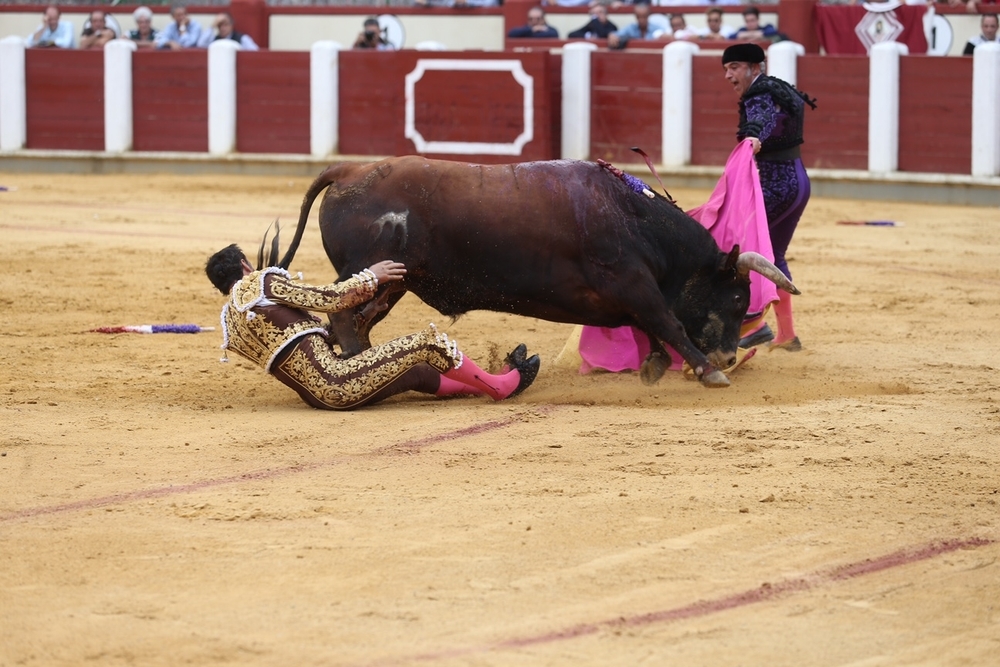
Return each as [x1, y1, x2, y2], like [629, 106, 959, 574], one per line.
[205, 244, 246, 294]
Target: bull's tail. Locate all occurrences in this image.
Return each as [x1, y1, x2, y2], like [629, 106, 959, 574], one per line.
[278, 165, 340, 270]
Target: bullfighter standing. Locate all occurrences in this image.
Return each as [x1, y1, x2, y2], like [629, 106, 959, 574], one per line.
[205, 245, 539, 410]
[722, 43, 816, 352]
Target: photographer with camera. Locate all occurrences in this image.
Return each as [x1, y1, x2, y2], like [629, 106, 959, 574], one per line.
[353, 17, 394, 50]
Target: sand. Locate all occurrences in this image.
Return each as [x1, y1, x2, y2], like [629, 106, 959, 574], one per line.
[1, 171, 998, 666]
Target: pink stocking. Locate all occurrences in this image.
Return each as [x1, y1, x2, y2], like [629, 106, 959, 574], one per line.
[774, 290, 797, 343]
[435, 375, 485, 397]
[442, 357, 520, 401]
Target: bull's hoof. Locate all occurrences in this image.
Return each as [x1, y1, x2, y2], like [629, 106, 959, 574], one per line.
[639, 352, 668, 386]
[700, 369, 731, 388]
[508, 354, 541, 398]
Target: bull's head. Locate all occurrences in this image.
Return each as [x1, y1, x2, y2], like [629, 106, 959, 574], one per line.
[676, 246, 799, 377]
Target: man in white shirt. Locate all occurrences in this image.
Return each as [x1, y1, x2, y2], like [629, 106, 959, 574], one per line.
[963, 13, 999, 55]
[199, 12, 260, 50]
[27, 5, 75, 49]
[698, 7, 737, 42]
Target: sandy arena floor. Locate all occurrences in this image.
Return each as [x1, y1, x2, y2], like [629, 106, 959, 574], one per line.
[1, 170, 998, 666]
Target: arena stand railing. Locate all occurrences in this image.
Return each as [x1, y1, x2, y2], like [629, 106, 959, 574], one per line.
[0, 1, 998, 182]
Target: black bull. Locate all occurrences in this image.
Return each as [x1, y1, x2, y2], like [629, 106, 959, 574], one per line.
[278, 156, 798, 388]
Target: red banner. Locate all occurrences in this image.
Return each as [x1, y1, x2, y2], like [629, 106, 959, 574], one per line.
[815, 3, 928, 55]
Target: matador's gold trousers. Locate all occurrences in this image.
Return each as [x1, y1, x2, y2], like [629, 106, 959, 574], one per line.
[270, 326, 458, 410]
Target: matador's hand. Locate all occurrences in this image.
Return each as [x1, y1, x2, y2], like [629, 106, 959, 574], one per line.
[368, 260, 407, 284]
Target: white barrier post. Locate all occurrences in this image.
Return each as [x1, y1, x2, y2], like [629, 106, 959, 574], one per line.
[868, 41, 907, 173]
[0, 36, 27, 151]
[310, 41, 341, 158]
[971, 42, 1000, 178]
[104, 39, 136, 153]
[766, 40, 805, 87]
[662, 40, 698, 168]
[561, 41, 597, 161]
[208, 39, 239, 156]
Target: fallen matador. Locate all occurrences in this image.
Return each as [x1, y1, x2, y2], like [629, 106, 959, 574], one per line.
[205, 244, 539, 410]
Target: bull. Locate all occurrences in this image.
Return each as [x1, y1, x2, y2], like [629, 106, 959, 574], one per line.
[277, 156, 798, 388]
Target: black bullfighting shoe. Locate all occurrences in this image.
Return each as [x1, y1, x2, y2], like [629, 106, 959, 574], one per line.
[738, 323, 774, 349]
[768, 336, 802, 352]
[508, 354, 541, 398]
[504, 343, 528, 371]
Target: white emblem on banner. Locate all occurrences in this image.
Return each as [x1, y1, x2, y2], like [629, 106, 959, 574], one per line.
[854, 9, 905, 54]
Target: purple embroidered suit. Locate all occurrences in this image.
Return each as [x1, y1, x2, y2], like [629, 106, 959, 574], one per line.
[738, 75, 816, 279]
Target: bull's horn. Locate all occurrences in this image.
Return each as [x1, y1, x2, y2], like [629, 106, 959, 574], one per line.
[736, 252, 801, 295]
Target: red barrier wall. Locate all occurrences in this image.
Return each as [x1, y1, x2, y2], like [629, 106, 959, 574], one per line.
[898, 55, 972, 175]
[591, 50, 662, 164]
[25, 49, 104, 151]
[691, 55, 736, 166]
[545, 51, 563, 160]
[8, 46, 981, 176]
[798, 55, 868, 170]
[133, 50, 208, 153]
[236, 51, 310, 155]
[338, 51, 556, 163]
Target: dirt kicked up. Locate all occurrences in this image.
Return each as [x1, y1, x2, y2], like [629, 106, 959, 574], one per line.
[1, 171, 998, 666]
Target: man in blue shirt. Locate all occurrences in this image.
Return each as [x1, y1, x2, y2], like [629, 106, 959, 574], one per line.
[734, 7, 781, 42]
[27, 5, 75, 49]
[608, 2, 665, 50]
[155, 3, 205, 50]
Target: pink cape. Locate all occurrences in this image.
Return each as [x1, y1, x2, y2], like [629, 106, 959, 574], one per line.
[579, 140, 777, 374]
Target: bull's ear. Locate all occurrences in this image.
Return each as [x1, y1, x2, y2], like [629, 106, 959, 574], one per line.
[723, 245, 741, 275]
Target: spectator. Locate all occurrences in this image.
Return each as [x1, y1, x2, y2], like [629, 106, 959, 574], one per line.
[26, 5, 74, 49]
[79, 10, 116, 50]
[668, 13, 698, 40]
[155, 3, 205, 50]
[949, 0, 998, 14]
[200, 12, 259, 50]
[608, 2, 666, 49]
[353, 17, 395, 50]
[507, 7, 559, 38]
[698, 7, 737, 42]
[129, 6, 157, 49]
[568, 4, 618, 39]
[414, 0, 499, 6]
[734, 7, 781, 42]
[963, 13, 999, 54]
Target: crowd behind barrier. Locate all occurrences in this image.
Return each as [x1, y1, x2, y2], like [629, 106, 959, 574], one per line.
[0, 2, 996, 54]
[0, 1, 998, 185]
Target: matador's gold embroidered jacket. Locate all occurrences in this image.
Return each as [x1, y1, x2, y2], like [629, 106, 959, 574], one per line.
[220, 267, 376, 371]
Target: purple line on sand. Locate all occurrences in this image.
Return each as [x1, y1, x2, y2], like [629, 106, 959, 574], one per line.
[366, 537, 992, 666]
[0, 414, 531, 523]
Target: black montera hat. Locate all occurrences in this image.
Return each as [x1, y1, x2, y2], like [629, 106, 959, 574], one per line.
[722, 43, 766, 65]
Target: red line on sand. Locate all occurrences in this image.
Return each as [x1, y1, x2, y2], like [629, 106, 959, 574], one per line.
[0, 413, 534, 523]
[368, 536, 992, 666]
